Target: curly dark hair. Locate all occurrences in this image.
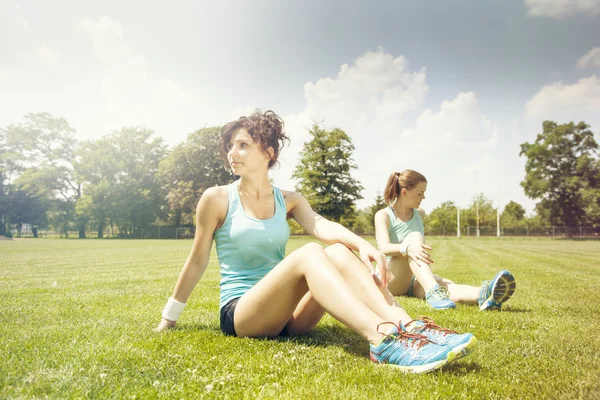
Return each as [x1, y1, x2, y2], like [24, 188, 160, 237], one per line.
[219, 109, 290, 169]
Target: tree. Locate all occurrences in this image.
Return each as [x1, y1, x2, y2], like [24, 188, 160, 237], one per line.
[1, 113, 86, 237]
[292, 124, 364, 222]
[461, 194, 496, 235]
[501, 200, 526, 227]
[578, 157, 600, 228]
[521, 121, 599, 235]
[157, 127, 233, 226]
[367, 192, 387, 229]
[77, 127, 166, 237]
[0, 129, 21, 236]
[425, 201, 457, 236]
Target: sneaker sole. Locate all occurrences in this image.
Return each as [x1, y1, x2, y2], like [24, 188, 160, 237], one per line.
[479, 271, 516, 311]
[428, 303, 457, 310]
[451, 335, 477, 360]
[372, 350, 457, 374]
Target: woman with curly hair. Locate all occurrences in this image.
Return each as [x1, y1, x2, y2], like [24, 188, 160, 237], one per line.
[155, 111, 476, 373]
[374, 169, 516, 311]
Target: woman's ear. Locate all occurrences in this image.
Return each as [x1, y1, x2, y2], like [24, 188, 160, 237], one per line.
[266, 147, 275, 160]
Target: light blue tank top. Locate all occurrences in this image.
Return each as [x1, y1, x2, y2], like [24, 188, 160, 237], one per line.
[386, 206, 424, 244]
[214, 180, 290, 309]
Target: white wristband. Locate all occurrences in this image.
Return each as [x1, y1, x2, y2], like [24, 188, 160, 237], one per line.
[162, 297, 186, 321]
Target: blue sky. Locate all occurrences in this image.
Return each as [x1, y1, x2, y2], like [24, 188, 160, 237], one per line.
[2, 0, 599, 213]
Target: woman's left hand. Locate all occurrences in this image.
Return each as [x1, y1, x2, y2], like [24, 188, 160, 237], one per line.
[358, 242, 391, 287]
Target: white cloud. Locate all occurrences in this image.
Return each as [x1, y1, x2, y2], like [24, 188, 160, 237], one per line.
[270, 50, 502, 210]
[577, 47, 600, 69]
[272, 50, 428, 199]
[525, 0, 600, 18]
[397, 92, 500, 209]
[525, 75, 600, 119]
[35, 45, 60, 68]
[75, 17, 131, 64]
[75, 17, 216, 144]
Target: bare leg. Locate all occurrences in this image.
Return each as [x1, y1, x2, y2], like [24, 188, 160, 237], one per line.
[275, 243, 414, 336]
[412, 276, 480, 305]
[387, 255, 413, 296]
[234, 243, 389, 343]
[324, 243, 412, 324]
[401, 232, 438, 293]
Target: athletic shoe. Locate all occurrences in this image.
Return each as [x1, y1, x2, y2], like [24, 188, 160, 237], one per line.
[405, 317, 476, 359]
[426, 284, 456, 309]
[478, 270, 516, 311]
[369, 322, 456, 374]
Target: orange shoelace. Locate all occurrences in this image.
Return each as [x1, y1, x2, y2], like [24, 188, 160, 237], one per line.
[376, 322, 432, 350]
[415, 316, 458, 337]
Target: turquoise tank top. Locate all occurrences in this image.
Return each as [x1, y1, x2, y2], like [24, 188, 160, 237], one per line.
[214, 180, 290, 309]
[386, 206, 424, 244]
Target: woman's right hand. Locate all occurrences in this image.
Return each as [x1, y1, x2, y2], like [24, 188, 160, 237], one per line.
[154, 318, 177, 332]
[406, 243, 434, 265]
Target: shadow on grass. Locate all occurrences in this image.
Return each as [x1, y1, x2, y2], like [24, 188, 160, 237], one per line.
[288, 326, 364, 347]
[500, 306, 532, 313]
[158, 321, 482, 373]
[172, 322, 221, 333]
[439, 360, 482, 374]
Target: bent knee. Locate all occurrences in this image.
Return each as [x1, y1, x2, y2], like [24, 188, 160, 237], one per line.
[324, 242, 353, 261]
[300, 242, 325, 254]
[292, 242, 327, 263]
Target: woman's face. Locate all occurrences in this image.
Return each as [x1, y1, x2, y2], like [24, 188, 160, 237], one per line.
[402, 181, 427, 208]
[227, 128, 271, 175]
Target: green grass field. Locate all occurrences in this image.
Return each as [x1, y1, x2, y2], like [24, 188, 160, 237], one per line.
[1, 237, 600, 399]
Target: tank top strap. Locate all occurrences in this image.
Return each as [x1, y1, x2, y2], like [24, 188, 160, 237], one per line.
[273, 186, 286, 214]
[386, 206, 396, 226]
[225, 180, 240, 219]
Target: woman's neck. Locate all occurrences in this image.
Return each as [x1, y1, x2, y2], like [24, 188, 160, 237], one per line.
[392, 199, 412, 219]
[238, 175, 272, 199]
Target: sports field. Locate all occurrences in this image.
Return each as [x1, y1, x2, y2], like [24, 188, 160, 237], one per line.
[1, 237, 599, 399]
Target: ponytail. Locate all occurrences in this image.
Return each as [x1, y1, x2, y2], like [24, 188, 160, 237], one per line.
[383, 170, 427, 205]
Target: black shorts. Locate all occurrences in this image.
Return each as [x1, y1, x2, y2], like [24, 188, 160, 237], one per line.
[219, 297, 290, 337]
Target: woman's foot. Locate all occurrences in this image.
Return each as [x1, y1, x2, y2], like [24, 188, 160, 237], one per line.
[369, 322, 458, 373]
[405, 317, 476, 359]
[426, 284, 456, 309]
[478, 270, 516, 311]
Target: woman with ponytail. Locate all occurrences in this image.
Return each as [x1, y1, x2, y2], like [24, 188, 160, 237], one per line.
[374, 170, 516, 310]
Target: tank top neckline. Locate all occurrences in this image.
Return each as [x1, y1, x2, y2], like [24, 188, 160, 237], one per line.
[235, 180, 280, 222]
[388, 205, 415, 224]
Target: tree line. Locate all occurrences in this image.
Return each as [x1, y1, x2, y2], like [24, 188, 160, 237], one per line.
[1, 113, 598, 238]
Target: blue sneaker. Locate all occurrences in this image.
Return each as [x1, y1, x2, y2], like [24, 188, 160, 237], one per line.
[405, 317, 476, 359]
[426, 284, 456, 309]
[478, 270, 516, 311]
[369, 322, 456, 373]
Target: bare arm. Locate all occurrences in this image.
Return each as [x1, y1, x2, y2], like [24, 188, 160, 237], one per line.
[374, 209, 405, 256]
[156, 187, 225, 330]
[374, 209, 433, 265]
[286, 191, 390, 285]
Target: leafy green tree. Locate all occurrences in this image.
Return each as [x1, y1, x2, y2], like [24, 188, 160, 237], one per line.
[520, 121, 599, 235]
[77, 127, 166, 237]
[578, 157, 600, 228]
[292, 124, 364, 222]
[425, 201, 457, 235]
[352, 208, 373, 235]
[0, 130, 21, 236]
[367, 192, 386, 230]
[500, 200, 526, 228]
[157, 127, 233, 226]
[1, 113, 86, 237]
[461, 194, 496, 235]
